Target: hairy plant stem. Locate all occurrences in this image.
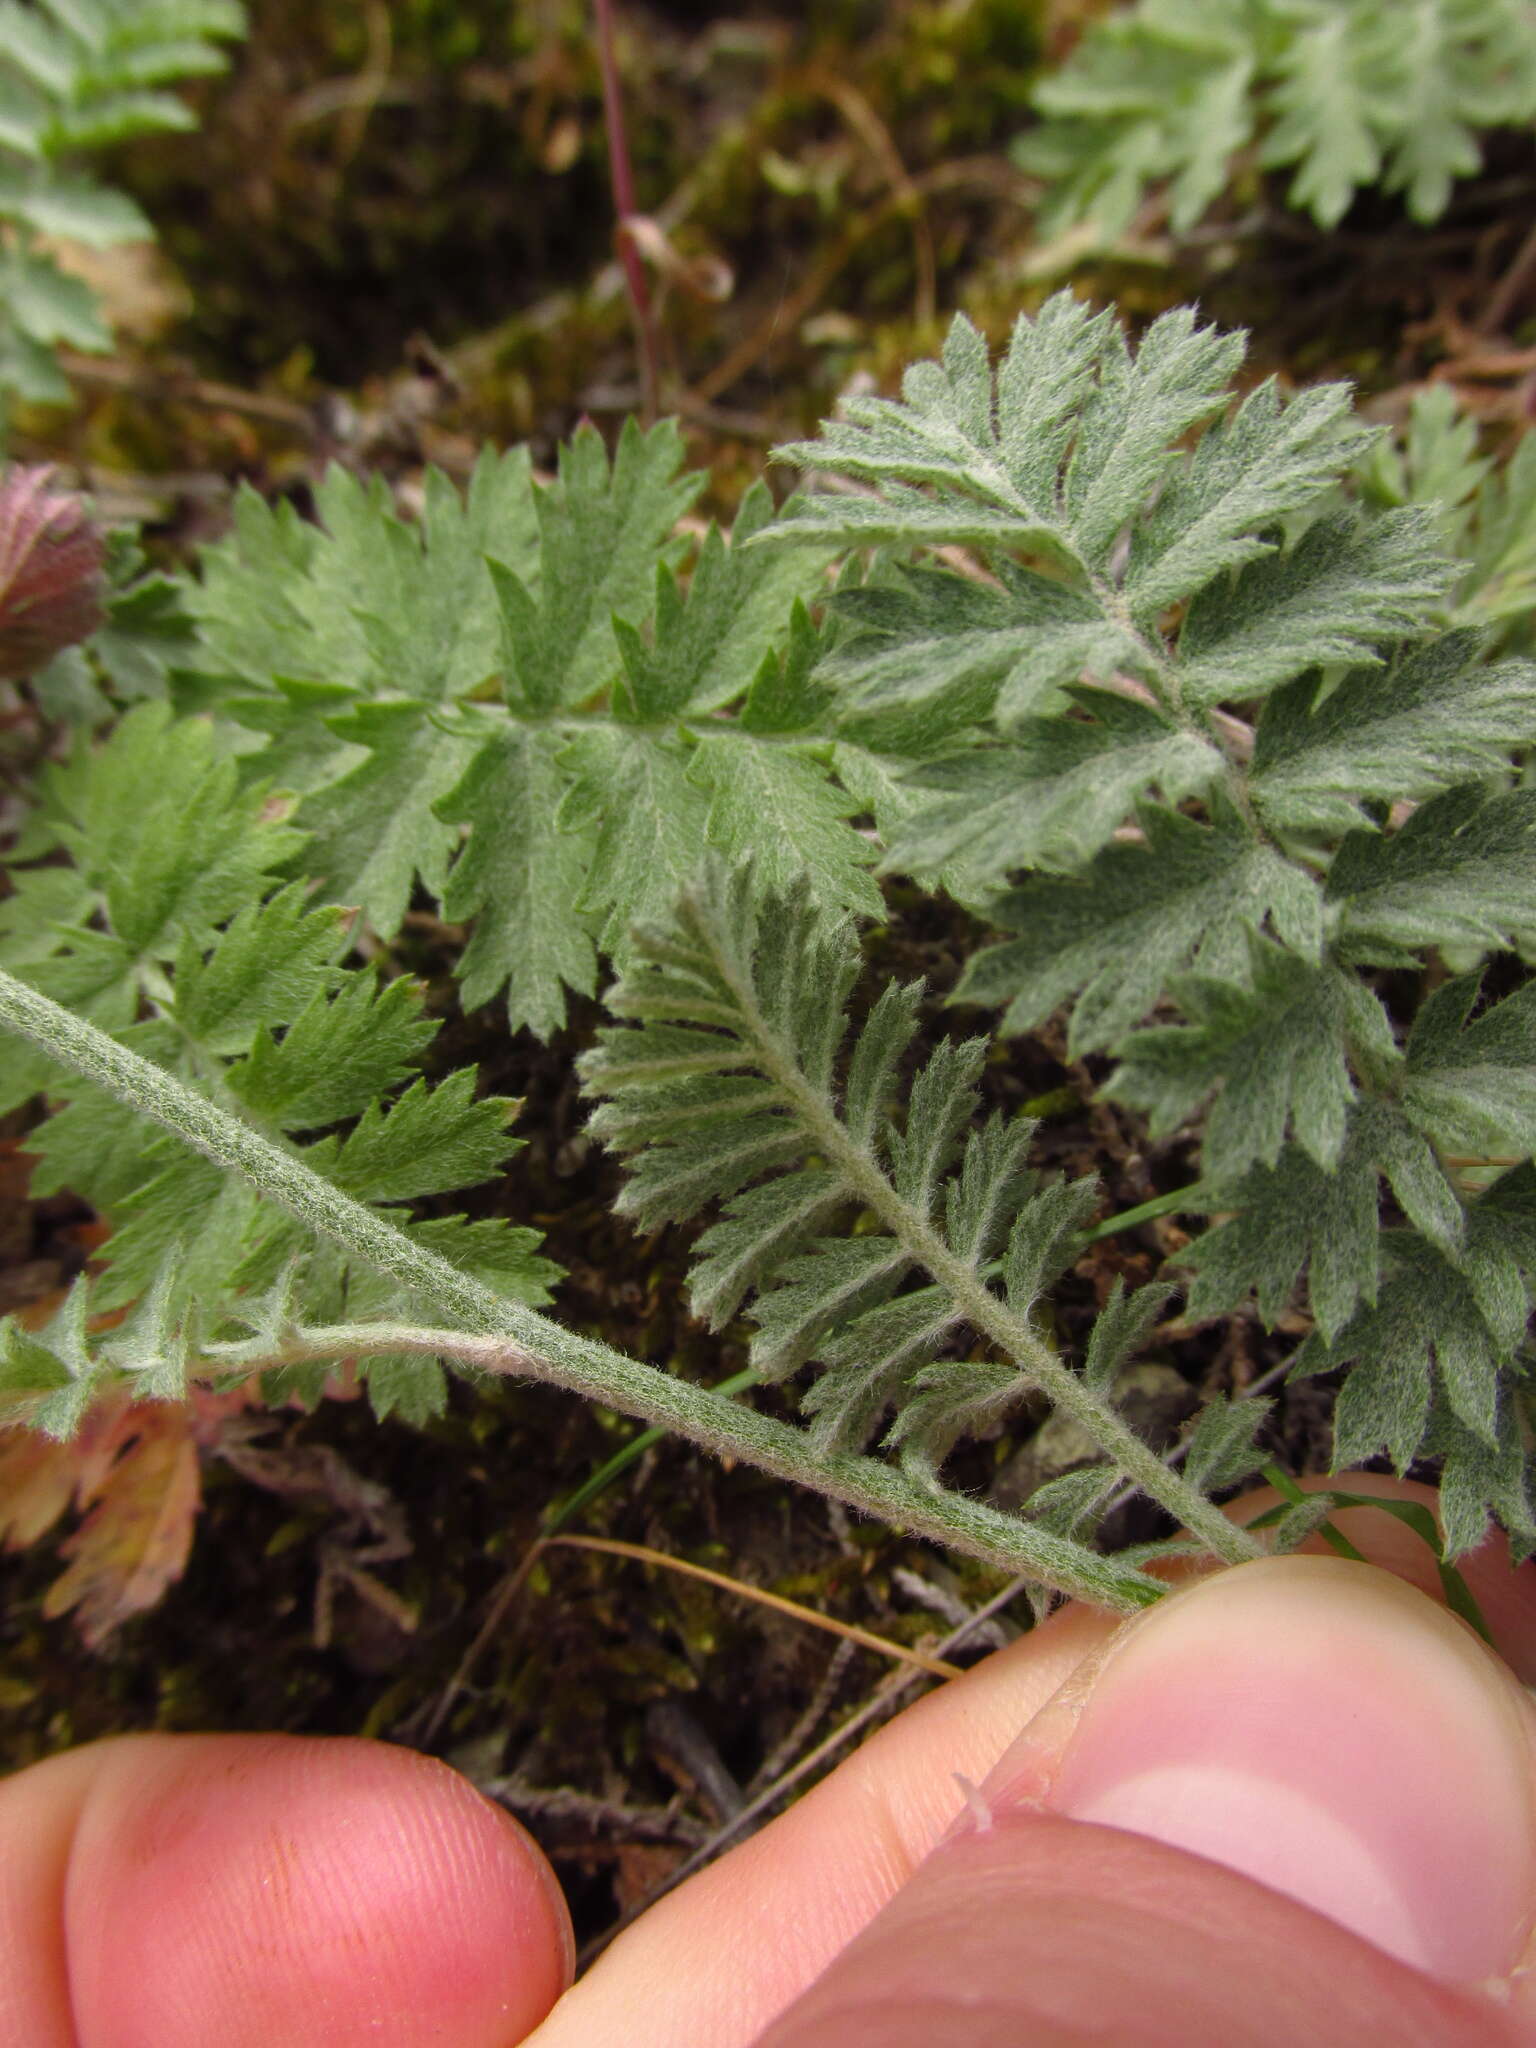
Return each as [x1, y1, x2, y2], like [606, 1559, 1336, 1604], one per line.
[0, 967, 1166, 1611]
[702, 940, 1260, 1566]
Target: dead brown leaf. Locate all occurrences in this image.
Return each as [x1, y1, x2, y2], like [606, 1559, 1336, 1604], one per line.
[0, 1426, 81, 1548]
[0, 1386, 255, 1647]
[41, 1399, 201, 1648]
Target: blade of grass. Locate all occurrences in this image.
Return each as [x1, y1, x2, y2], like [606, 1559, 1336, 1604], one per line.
[545, 1368, 761, 1538]
[544, 1533, 964, 1680]
[416, 1367, 763, 1745]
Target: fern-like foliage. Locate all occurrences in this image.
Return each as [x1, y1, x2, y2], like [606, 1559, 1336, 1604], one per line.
[0, 700, 560, 1432]
[171, 427, 883, 1036]
[1358, 384, 1536, 655]
[580, 863, 1210, 1525]
[1017, 0, 1536, 238]
[0, 0, 245, 409]
[8, 296, 1536, 1574]
[760, 293, 1536, 1557]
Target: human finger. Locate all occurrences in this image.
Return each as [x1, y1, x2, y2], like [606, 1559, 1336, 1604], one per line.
[531, 1481, 1536, 2047]
[0, 1732, 573, 2047]
[758, 1556, 1536, 2047]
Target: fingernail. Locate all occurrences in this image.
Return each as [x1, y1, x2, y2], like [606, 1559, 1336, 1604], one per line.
[995, 1556, 1536, 1984]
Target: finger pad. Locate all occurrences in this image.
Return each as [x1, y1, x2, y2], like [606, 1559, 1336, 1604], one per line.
[64, 1736, 570, 2048]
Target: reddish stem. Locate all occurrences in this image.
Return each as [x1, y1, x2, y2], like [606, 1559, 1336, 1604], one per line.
[593, 0, 660, 420]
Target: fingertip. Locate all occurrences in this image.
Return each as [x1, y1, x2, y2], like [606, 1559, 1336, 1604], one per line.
[754, 1817, 1515, 2048]
[760, 1555, 1536, 2047]
[60, 1733, 571, 2047]
[1268, 1473, 1536, 1686]
[1026, 1559, 1536, 1983]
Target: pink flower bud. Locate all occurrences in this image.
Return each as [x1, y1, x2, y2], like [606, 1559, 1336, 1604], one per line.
[0, 466, 106, 682]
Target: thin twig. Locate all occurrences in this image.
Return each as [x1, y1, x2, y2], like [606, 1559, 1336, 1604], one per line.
[745, 1638, 858, 1800]
[415, 1522, 959, 1752]
[546, 1534, 964, 1681]
[593, 0, 660, 422]
[808, 67, 936, 330]
[575, 1562, 1046, 1969]
[480, 1777, 710, 1847]
[1482, 216, 1536, 338]
[694, 159, 1033, 405]
[57, 353, 314, 433]
[413, 1537, 548, 1748]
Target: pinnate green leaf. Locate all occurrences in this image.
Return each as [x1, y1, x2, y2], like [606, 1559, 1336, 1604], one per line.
[298, 703, 477, 939]
[1019, 0, 1536, 238]
[226, 973, 434, 1130]
[435, 725, 600, 1036]
[1112, 941, 1372, 1181]
[1180, 1392, 1273, 1493]
[559, 726, 714, 955]
[819, 563, 1132, 729]
[884, 690, 1223, 887]
[1402, 974, 1536, 1160]
[1180, 1100, 1463, 1341]
[1176, 509, 1450, 708]
[1313, 1177, 1536, 1469]
[583, 867, 1111, 1456]
[1327, 785, 1536, 966]
[303, 1072, 521, 1206]
[494, 419, 700, 714]
[1251, 635, 1536, 837]
[956, 803, 1322, 1053]
[687, 733, 882, 919]
[1019, 0, 1256, 238]
[170, 885, 346, 1054]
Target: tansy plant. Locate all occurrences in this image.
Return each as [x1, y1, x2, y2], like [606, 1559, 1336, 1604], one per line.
[0, 0, 246, 417]
[1017, 0, 1536, 241]
[2, 292, 1535, 1618]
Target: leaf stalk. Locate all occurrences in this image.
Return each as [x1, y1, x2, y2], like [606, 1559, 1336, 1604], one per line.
[0, 966, 1165, 1611]
[699, 937, 1260, 1565]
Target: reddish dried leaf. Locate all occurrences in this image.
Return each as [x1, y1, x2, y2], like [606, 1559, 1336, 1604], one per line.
[42, 1402, 201, 1648]
[0, 1428, 79, 1547]
[2, 1380, 317, 1644]
[67, 1385, 137, 1499]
